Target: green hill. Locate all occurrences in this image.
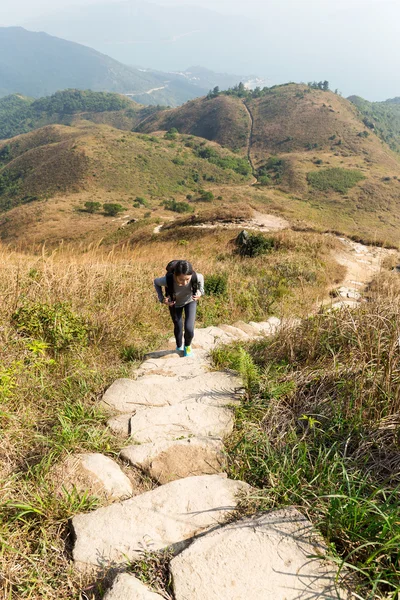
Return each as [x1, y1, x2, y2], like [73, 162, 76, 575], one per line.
[0, 122, 252, 243]
[0, 90, 160, 140]
[138, 83, 400, 245]
[136, 95, 251, 152]
[348, 94, 400, 153]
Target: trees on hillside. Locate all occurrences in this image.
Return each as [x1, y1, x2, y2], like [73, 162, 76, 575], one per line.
[307, 80, 330, 91]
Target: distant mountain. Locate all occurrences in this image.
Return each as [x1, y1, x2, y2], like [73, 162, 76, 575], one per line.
[23, 1, 266, 76]
[0, 27, 163, 98]
[384, 98, 400, 104]
[0, 27, 253, 108]
[348, 95, 400, 153]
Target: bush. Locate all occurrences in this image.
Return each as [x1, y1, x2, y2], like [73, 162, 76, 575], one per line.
[192, 144, 251, 176]
[103, 203, 124, 216]
[197, 190, 214, 202]
[134, 196, 148, 206]
[204, 273, 228, 297]
[12, 301, 89, 352]
[172, 157, 184, 166]
[235, 231, 276, 257]
[84, 201, 101, 213]
[162, 199, 193, 213]
[164, 128, 178, 140]
[307, 168, 365, 193]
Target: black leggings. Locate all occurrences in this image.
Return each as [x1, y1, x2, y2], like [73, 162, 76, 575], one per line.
[169, 301, 197, 347]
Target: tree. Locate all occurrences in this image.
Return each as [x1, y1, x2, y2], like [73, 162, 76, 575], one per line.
[164, 127, 178, 140]
[323, 80, 329, 91]
[103, 203, 124, 216]
[84, 201, 101, 213]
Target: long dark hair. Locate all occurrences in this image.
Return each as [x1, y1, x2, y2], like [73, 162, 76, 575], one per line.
[174, 260, 194, 275]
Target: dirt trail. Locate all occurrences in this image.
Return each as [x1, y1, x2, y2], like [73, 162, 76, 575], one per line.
[242, 99, 257, 180]
[325, 237, 398, 308]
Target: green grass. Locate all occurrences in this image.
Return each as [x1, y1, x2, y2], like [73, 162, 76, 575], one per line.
[213, 300, 400, 599]
[307, 168, 366, 194]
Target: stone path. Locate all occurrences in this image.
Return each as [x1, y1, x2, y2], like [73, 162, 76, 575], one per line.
[70, 318, 349, 599]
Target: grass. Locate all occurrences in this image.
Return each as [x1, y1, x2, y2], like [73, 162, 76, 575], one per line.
[0, 229, 342, 598]
[307, 167, 366, 194]
[136, 94, 251, 152]
[212, 289, 400, 599]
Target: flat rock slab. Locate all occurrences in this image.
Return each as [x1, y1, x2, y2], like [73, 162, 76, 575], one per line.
[121, 437, 225, 484]
[232, 320, 262, 336]
[218, 324, 251, 340]
[171, 508, 349, 600]
[249, 317, 281, 335]
[168, 325, 235, 351]
[103, 573, 165, 599]
[72, 475, 250, 568]
[129, 403, 234, 443]
[135, 352, 209, 379]
[51, 453, 133, 501]
[102, 372, 242, 412]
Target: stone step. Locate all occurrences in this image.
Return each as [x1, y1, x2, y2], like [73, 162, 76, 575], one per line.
[218, 323, 251, 340]
[170, 508, 349, 600]
[101, 371, 243, 412]
[249, 316, 281, 335]
[51, 453, 133, 501]
[103, 573, 164, 599]
[129, 403, 234, 443]
[120, 437, 225, 484]
[135, 352, 210, 379]
[167, 325, 236, 351]
[72, 474, 250, 568]
[232, 320, 263, 336]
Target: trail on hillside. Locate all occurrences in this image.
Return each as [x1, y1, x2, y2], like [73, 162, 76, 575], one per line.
[242, 99, 257, 181]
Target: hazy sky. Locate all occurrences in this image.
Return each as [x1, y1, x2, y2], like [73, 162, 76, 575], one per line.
[2, 0, 399, 100]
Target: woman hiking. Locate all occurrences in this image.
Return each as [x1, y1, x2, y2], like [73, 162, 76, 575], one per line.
[154, 260, 204, 357]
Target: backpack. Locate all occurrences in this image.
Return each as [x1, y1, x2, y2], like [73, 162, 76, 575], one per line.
[165, 260, 198, 302]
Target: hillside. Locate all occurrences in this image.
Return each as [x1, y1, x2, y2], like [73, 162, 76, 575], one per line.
[349, 94, 400, 153]
[136, 95, 251, 152]
[0, 122, 251, 244]
[0, 90, 160, 140]
[138, 84, 400, 246]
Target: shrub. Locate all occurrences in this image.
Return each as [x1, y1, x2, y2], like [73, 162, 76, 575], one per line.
[192, 144, 251, 176]
[103, 203, 124, 216]
[12, 302, 89, 352]
[235, 231, 276, 257]
[307, 168, 365, 193]
[172, 157, 184, 165]
[197, 190, 214, 202]
[204, 273, 228, 297]
[84, 201, 101, 213]
[134, 196, 148, 206]
[164, 127, 178, 140]
[162, 199, 193, 213]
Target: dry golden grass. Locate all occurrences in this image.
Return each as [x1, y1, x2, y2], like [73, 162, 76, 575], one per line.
[0, 228, 344, 599]
[136, 94, 251, 152]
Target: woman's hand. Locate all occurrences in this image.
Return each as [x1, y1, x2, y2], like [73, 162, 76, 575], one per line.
[163, 298, 175, 306]
[192, 294, 201, 301]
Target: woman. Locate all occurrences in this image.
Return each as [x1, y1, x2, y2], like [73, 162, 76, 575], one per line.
[154, 260, 204, 356]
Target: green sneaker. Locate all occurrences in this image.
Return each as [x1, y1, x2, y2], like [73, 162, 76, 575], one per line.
[176, 345, 184, 352]
[184, 345, 193, 357]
